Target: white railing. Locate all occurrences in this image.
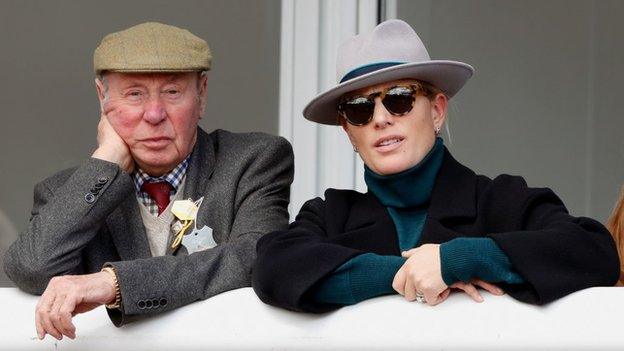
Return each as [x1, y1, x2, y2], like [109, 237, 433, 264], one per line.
[1, 287, 622, 350]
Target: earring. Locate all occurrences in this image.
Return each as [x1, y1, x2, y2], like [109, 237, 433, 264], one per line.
[353, 145, 359, 153]
[434, 126, 441, 135]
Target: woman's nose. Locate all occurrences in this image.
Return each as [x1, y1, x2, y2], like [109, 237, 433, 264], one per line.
[143, 97, 167, 124]
[371, 96, 393, 128]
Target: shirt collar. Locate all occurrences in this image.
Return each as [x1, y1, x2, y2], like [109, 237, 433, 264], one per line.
[132, 154, 190, 194]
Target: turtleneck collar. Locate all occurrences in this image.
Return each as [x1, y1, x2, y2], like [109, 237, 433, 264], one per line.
[364, 137, 444, 208]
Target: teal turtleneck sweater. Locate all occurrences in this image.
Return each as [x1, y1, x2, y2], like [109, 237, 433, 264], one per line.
[312, 138, 523, 305]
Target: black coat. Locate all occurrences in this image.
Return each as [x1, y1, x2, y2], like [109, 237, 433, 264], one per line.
[252, 148, 620, 313]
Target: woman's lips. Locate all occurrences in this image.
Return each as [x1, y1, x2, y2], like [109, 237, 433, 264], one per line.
[374, 137, 404, 153]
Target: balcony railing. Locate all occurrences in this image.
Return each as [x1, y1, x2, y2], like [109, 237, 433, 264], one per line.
[1, 287, 622, 350]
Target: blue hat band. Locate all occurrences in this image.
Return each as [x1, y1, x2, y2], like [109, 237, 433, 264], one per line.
[339, 62, 406, 83]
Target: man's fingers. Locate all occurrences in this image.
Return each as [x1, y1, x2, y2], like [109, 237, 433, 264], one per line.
[472, 279, 505, 296]
[50, 293, 68, 340]
[58, 294, 78, 339]
[35, 303, 45, 340]
[36, 290, 57, 340]
[40, 294, 63, 340]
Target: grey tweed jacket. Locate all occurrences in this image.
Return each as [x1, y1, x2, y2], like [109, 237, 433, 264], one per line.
[4, 127, 294, 326]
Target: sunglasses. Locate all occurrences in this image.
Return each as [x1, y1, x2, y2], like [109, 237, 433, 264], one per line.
[337, 84, 431, 126]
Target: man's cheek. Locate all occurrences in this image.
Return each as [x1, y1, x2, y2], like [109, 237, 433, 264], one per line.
[109, 113, 140, 142]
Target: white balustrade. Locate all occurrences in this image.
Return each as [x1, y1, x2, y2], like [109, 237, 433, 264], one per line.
[0, 287, 621, 350]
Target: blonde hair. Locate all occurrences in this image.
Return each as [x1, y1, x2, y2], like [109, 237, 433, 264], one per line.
[606, 186, 624, 286]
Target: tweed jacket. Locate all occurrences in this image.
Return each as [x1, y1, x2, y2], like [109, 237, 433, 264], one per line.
[5, 127, 294, 326]
[253, 148, 620, 313]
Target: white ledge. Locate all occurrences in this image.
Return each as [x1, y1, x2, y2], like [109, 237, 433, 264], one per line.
[1, 287, 622, 350]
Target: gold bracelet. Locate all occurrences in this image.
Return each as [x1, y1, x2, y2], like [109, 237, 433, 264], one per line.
[101, 266, 122, 309]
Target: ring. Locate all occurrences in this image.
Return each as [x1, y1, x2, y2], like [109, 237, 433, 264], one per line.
[415, 291, 426, 303]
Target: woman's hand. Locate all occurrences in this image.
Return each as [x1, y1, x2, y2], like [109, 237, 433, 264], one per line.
[393, 244, 506, 305]
[393, 244, 448, 305]
[450, 279, 505, 302]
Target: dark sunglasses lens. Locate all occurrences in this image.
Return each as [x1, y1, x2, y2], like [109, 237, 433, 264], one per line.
[341, 97, 374, 125]
[382, 87, 415, 115]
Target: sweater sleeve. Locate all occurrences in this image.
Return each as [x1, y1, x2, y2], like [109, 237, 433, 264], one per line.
[440, 237, 525, 285]
[311, 253, 406, 305]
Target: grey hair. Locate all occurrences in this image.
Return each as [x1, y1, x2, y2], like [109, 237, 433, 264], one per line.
[96, 74, 109, 103]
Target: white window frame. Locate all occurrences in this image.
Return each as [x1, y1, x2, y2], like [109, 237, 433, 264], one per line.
[279, 0, 380, 219]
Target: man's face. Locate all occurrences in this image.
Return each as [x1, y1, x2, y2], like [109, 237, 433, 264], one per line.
[96, 72, 207, 176]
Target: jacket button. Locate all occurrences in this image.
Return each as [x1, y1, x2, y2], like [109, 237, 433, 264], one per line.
[84, 193, 95, 203]
[90, 188, 100, 195]
[137, 300, 146, 309]
[98, 176, 109, 184]
[145, 300, 153, 309]
[152, 299, 160, 308]
[94, 182, 105, 189]
[159, 298, 168, 307]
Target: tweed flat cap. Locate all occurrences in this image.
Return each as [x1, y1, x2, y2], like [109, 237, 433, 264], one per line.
[94, 22, 212, 74]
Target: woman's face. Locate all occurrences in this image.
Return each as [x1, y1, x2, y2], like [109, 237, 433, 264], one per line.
[340, 79, 447, 175]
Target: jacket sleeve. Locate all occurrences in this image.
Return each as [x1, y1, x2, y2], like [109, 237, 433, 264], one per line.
[311, 253, 405, 305]
[106, 137, 294, 326]
[252, 196, 366, 313]
[440, 237, 525, 285]
[487, 175, 620, 305]
[3, 158, 133, 294]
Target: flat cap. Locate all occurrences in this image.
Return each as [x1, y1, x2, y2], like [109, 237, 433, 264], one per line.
[94, 22, 212, 75]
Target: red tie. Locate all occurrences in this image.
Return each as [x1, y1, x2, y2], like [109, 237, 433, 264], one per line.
[141, 181, 173, 215]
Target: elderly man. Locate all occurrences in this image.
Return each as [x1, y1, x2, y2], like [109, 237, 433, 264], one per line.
[4, 22, 293, 340]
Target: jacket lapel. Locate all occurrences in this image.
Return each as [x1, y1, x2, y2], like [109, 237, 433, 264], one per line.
[106, 193, 152, 260]
[182, 128, 216, 230]
[106, 128, 216, 260]
[428, 147, 477, 220]
[419, 147, 478, 244]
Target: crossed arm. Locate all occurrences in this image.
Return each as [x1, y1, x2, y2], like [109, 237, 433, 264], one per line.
[254, 198, 503, 312]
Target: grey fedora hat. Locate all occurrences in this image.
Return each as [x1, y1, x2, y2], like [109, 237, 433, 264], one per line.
[303, 19, 474, 125]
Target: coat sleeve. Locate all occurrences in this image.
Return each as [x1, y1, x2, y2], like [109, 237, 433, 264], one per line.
[106, 136, 294, 326]
[252, 196, 365, 313]
[311, 253, 405, 305]
[487, 175, 620, 305]
[3, 158, 133, 294]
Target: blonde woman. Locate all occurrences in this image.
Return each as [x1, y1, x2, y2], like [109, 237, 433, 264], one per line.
[252, 20, 619, 311]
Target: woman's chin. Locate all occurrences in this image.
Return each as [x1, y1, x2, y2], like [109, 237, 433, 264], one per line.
[369, 160, 413, 176]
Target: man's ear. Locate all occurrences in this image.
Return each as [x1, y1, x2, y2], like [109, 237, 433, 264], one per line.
[95, 78, 106, 113]
[197, 73, 209, 118]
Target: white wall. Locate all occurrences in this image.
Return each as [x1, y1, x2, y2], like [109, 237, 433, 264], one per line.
[390, 0, 624, 222]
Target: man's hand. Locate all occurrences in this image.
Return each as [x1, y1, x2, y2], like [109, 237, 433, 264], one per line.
[35, 271, 116, 340]
[92, 114, 134, 173]
[392, 244, 448, 305]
